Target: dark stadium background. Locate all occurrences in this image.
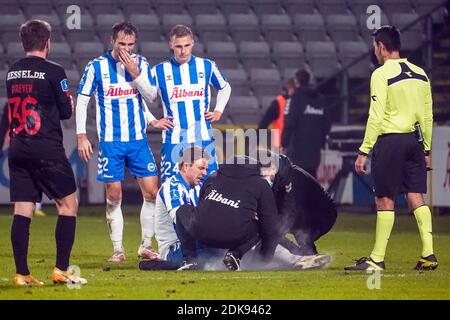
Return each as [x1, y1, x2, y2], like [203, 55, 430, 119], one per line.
[0, 0, 449, 212]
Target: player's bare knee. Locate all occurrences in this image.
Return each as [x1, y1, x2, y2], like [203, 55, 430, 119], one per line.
[56, 193, 78, 216]
[375, 197, 394, 211]
[106, 184, 122, 202]
[142, 188, 157, 201]
[14, 202, 35, 218]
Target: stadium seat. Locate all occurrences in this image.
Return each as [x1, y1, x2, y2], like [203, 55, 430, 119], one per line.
[20, 0, 54, 16]
[249, 0, 284, 17]
[65, 69, 81, 93]
[218, 0, 252, 17]
[222, 68, 251, 96]
[305, 41, 339, 79]
[65, 13, 98, 45]
[187, 0, 220, 16]
[0, 43, 5, 69]
[228, 13, 262, 43]
[0, 0, 21, 14]
[347, 0, 382, 16]
[249, 68, 282, 97]
[338, 41, 371, 79]
[6, 43, 24, 65]
[415, 0, 447, 22]
[153, 0, 186, 16]
[162, 14, 194, 37]
[227, 96, 260, 125]
[49, 42, 73, 69]
[240, 41, 273, 71]
[0, 14, 26, 45]
[206, 41, 240, 69]
[326, 14, 360, 42]
[140, 42, 168, 65]
[260, 14, 294, 44]
[271, 41, 305, 74]
[129, 14, 162, 42]
[73, 42, 105, 70]
[282, 68, 298, 82]
[195, 14, 229, 42]
[382, 0, 415, 14]
[0, 70, 7, 96]
[120, 0, 153, 17]
[193, 41, 205, 56]
[96, 13, 126, 44]
[283, 0, 317, 16]
[391, 13, 425, 51]
[293, 14, 328, 45]
[315, 0, 350, 14]
[88, 0, 122, 16]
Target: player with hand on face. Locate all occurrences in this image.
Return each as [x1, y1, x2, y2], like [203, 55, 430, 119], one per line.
[149, 25, 231, 184]
[76, 22, 173, 263]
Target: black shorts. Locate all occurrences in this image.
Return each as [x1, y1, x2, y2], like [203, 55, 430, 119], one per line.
[371, 133, 427, 197]
[9, 153, 77, 202]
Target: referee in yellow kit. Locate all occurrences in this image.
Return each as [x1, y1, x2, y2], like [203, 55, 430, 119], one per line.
[345, 25, 437, 271]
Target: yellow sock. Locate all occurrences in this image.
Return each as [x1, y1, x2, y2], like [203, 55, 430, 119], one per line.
[413, 205, 434, 257]
[370, 211, 395, 263]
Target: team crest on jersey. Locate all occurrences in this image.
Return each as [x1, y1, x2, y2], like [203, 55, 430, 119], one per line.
[166, 75, 172, 81]
[198, 72, 204, 78]
[147, 163, 156, 172]
[170, 189, 180, 201]
[60, 79, 69, 92]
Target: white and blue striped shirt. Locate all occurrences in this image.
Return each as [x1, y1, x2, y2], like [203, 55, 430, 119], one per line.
[154, 172, 201, 259]
[151, 56, 228, 144]
[78, 51, 152, 142]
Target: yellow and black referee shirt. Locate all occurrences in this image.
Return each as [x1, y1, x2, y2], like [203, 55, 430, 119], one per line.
[359, 58, 433, 154]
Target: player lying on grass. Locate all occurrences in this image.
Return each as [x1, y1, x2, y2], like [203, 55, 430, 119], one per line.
[140, 149, 326, 271]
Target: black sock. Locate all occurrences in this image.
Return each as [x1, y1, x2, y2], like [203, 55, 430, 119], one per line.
[11, 215, 31, 275]
[55, 215, 76, 271]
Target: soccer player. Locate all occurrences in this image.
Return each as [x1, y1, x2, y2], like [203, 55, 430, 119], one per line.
[153, 146, 207, 265]
[7, 19, 86, 286]
[345, 26, 436, 271]
[0, 105, 46, 217]
[150, 24, 231, 183]
[76, 22, 173, 262]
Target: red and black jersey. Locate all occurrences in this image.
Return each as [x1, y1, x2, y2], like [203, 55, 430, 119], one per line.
[6, 56, 72, 152]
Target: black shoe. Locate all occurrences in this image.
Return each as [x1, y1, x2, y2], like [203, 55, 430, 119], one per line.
[414, 254, 438, 271]
[177, 260, 199, 271]
[223, 251, 241, 271]
[344, 257, 385, 271]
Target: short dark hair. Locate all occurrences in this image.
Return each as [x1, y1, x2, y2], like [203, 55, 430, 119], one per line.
[169, 24, 193, 40]
[112, 22, 138, 40]
[295, 69, 310, 87]
[372, 25, 401, 52]
[20, 19, 51, 52]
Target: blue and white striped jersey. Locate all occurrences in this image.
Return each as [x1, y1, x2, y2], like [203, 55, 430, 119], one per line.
[154, 172, 201, 259]
[150, 56, 228, 144]
[78, 50, 152, 142]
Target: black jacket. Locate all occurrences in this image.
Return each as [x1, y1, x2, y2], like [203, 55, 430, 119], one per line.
[195, 163, 280, 260]
[281, 87, 330, 168]
[273, 155, 337, 241]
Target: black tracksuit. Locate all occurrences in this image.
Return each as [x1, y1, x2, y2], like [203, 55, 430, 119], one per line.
[281, 87, 330, 178]
[176, 164, 280, 262]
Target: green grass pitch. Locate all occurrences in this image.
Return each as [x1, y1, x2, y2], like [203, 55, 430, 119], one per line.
[0, 206, 449, 300]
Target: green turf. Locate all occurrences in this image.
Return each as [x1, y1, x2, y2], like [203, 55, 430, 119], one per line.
[0, 206, 449, 300]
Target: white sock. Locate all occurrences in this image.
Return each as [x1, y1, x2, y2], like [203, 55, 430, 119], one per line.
[274, 245, 300, 265]
[106, 199, 123, 252]
[140, 199, 155, 248]
[35, 202, 42, 211]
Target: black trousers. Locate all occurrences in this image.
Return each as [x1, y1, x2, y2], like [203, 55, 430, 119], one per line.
[176, 205, 259, 261]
